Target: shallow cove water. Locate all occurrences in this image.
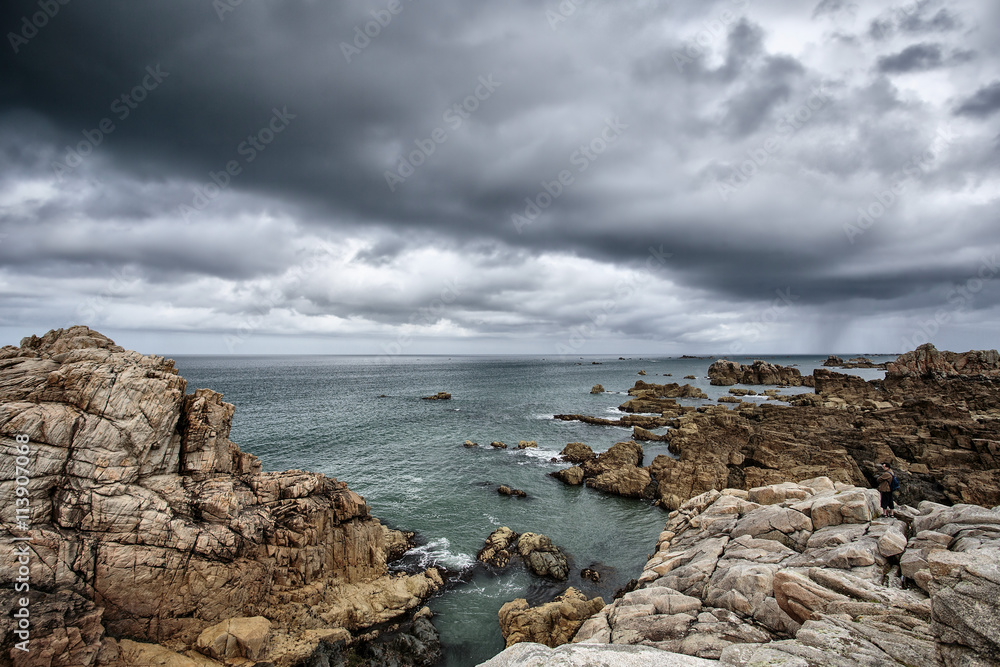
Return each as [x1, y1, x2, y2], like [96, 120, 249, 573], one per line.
[171, 354, 892, 665]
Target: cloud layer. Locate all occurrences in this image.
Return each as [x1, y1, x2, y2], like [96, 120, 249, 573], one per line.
[1, 0, 999, 355]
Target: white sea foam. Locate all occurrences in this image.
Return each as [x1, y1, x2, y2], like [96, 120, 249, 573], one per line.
[454, 576, 525, 599]
[403, 537, 475, 572]
[520, 447, 558, 461]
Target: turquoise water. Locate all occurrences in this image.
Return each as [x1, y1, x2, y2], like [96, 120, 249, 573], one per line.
[170, 354, 892, 665]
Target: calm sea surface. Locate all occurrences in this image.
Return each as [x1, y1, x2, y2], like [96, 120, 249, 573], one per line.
[170, 354, 892, 666]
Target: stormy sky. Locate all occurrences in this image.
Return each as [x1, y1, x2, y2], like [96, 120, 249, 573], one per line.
[1, 0, 998, 356]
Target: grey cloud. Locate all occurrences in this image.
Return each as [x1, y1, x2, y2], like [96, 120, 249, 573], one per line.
[955, 81, 1000, 118]
[877, 44, 944, 72]
[1, 0, 999, 353]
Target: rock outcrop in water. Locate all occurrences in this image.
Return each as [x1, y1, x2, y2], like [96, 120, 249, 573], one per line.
[0, 327, 442, 666]
[553, 345, 1000, 511]
[485, 479, 1000, 666]
[477, 528, 570, 581]
[886, 344, 1000, 378]
[707, 359, 813, 387]
[499, 588, 605, 648]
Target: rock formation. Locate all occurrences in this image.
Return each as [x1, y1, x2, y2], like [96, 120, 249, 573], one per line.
[498, 588, 605, 648]
[476, 529, 569, 581]
[0, 327, 442, 666]
[620, 382, 708, 413]
[707, 359, 814, 387]
[516, 533, 570, 581]
[566, 479, 1000, 666]
[553, 347, 1000, 511]
[552, 441, 660, 499]
[477, 527, 519, 568]
[560, 442, 595, 463]
[517, 440, 538, 449]
[887, 343, 1000, 378]
[554, 410, 691, 429]
[421, 391, 452, 400]
[480, 642, 718, 666]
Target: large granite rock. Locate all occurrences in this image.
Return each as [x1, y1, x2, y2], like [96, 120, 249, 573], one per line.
[499, 588, 605, 648]
[887, 343, 1000, 378]
[558, 479, 1000, 666]
[619, 382, 707, 413]
[477, 528, 570, 581]
[517, 533, 570, 581]
[0, 327, 442, 665]
[707, 360, 813, 387]
[479, 642, 718, 666]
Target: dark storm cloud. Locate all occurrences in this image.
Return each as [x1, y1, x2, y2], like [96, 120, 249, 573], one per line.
[955, 81, 1000, 118]
[1, 0, 999, 352]
[877, 44, 944, 73]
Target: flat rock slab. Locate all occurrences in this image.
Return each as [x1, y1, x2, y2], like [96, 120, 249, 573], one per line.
[478, 642, 718, 666]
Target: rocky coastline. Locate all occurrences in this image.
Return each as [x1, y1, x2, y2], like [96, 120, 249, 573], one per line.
[0, 327, 443, 666]
[4, 329, 999, 666]
[486, 344, 1000, 666]
[485, 478, 1000, 666]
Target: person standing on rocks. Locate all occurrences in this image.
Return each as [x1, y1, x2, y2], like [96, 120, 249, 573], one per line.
[877, 462, 896, 517]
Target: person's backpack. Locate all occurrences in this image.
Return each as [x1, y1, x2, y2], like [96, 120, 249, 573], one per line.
[890, 475, 900, 492]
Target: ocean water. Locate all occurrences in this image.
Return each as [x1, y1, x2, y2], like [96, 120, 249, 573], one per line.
[170, 354, 893, 666]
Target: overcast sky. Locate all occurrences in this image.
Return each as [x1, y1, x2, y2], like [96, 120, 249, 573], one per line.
[1, 0, 998, 356]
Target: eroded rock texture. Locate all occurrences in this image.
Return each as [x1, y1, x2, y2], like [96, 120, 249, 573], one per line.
[0, 327, 441, 666]
[569, 479, 1000, 666]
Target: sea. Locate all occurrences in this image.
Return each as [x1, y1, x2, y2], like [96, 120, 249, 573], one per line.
[170, 353, 894, 666]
